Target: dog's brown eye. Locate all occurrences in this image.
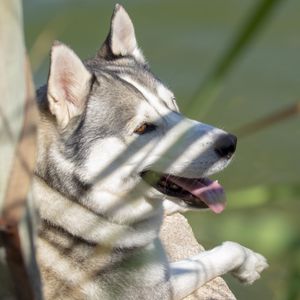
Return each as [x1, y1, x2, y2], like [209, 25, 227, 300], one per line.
[134, 123, 156, 135]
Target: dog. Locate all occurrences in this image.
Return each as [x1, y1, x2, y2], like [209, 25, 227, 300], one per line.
[32, 4, 268, 299]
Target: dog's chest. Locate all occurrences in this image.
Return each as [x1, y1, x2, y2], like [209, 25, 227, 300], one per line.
[37, 227, 171, 299]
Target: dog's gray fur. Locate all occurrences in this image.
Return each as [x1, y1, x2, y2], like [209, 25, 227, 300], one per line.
[33, 5, 267, 299]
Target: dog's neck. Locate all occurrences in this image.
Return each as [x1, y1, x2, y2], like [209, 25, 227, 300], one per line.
[33, 174, 162, 249]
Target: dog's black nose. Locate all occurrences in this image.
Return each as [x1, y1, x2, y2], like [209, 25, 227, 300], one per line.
[214, 134, 237, 159]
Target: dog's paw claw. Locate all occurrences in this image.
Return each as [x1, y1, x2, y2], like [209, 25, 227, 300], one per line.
[231, 247, 268, 284]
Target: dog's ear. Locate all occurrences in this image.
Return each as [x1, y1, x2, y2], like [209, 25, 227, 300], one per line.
[98, 4, 145, 63]
[47, 41, 92, 128]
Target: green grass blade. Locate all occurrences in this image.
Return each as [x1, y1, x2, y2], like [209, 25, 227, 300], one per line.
[185, 0, 283, 119]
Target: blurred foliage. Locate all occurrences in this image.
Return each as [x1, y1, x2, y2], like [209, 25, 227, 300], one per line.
[186, 0, 282, 118]
[24, 0, 300, 299]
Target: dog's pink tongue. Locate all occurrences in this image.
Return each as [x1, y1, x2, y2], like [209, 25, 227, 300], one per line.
[168, 176, 226, 214]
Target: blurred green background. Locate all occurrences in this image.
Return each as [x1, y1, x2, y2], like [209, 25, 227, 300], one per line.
[24, 0, 300, 299]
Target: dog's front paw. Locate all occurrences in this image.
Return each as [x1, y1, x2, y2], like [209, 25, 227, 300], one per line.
[225, 242, 268, 284]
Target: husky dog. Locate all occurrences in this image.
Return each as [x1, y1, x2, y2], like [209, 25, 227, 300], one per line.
[33, 4, 268, 300]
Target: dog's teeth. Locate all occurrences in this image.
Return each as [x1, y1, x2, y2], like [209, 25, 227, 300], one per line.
[160, 180, 167, 187]
[171, 184, 179, 190]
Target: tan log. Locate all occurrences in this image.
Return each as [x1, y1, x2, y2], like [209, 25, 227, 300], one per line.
[161, 213, 236, 299]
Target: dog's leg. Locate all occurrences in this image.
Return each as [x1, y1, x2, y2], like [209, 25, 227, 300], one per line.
[169, 241, 268, 300]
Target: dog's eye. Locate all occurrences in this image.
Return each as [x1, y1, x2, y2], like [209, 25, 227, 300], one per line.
[134, 123, 156, 135]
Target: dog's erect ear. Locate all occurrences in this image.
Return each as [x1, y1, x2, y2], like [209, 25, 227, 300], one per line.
[47, 41, 92, 128]
[98, 4, 145, 63]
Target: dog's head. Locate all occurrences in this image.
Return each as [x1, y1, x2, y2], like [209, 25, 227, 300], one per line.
[36, 5, 237, 223]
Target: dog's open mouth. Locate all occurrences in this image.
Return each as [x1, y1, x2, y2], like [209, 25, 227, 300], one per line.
[141, 170, 226, 213]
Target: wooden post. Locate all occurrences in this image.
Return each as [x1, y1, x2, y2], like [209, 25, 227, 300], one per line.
[0, 1, 42, 299]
